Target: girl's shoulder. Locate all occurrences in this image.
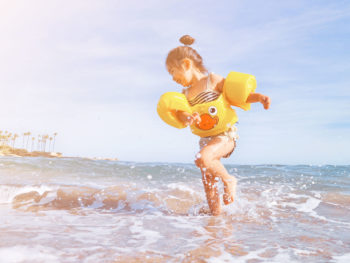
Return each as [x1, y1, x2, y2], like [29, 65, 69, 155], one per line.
[183, 73, 225, 99]
[210, 73, 225, 93]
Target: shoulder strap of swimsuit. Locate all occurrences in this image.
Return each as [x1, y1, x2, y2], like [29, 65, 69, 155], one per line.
[205, 72, 211, 91]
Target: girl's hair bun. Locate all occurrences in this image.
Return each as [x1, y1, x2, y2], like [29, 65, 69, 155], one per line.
[179, 35, 195, 46]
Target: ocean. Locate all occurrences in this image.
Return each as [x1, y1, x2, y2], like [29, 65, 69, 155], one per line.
[0, 157, 349, 263]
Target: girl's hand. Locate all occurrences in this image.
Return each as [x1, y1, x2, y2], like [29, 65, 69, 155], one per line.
[259, 95, 271, 110]
[188, 112, 201, 126]
[246, 93, 271, 109]
[176, 111, 201, 126]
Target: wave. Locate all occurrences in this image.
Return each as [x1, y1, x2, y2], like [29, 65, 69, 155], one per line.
[0, 184, 207, 215]
[2, 182, 350, 223]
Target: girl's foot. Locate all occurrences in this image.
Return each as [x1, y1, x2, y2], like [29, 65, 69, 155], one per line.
[223, 177, 237, 205]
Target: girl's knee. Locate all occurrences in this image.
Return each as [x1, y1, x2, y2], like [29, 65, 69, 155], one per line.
[194, 152, 203, 167]
[194, 154, 201, 167]
[194, 152, 212, 168]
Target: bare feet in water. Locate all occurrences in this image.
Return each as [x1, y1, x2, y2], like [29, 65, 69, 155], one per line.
[223, 177, 237, 205]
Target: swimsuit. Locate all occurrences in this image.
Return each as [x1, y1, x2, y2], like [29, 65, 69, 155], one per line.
[183, 73, 238, 158]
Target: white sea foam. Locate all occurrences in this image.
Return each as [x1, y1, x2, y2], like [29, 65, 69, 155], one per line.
[333, 253, 350, 263]
[285, 196, 321, 213]
[0, 245, 60, 263]
[207, 247, 294, 263]
[167, 182, 198, 195]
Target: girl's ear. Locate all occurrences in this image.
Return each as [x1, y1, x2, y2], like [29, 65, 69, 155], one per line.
[181, 58, 192, 71]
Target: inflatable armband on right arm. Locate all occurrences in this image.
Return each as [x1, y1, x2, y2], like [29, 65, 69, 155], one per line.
[157, 92, 192, 129]
[223, 71, 257, 111]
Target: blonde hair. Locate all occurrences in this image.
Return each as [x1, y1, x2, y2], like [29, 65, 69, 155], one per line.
[166, 35, 208, 74]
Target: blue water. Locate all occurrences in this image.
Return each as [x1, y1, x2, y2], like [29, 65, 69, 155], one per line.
[0, 157, 349, 262]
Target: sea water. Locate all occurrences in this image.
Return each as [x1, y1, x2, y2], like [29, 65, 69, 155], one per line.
[0, 157, 349, 263]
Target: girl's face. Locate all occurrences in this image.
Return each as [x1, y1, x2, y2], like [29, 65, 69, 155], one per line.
[168, 60, 193, 87]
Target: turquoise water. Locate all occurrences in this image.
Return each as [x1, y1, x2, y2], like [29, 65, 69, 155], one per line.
[0, 157, 349, 262]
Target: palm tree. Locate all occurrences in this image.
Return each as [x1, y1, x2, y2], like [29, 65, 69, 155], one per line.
[42, 135, 48, 152]
[37, 135, 41, 152]
[25, 132, 31, 150]
[52, 132, 57, 152]
[41, 135, 45, 152]
[23, 132, 30, 149]
[31, 137, 35, 152]
[22, 132, 26, 148]
[49, 137, 53, 152]
[40, 135, 44, 152]
[1, 134, 6, 146]
[6, 133, 12, 146]
[12, 134, 19, 148]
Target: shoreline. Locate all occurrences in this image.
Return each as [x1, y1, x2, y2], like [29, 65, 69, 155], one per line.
[0, 146, 118, 161]
[0, 151, 63, 158]
[0, 144, 61, 158]
[0, 153, 118, 161]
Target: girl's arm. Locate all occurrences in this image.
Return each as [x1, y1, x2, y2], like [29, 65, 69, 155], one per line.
[246, 93, 271, 110]
[175, 111, 201, 126]
[214, 73, 270, 109]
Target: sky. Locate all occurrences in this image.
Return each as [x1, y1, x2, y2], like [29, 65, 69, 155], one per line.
[0, 0, 349, 164]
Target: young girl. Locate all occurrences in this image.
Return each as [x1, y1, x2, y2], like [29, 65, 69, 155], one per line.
[164, 35, 270, 215]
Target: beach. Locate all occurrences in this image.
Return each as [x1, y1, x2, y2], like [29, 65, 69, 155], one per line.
[0, 157, 349, 262]
[0, 145, 62, 158]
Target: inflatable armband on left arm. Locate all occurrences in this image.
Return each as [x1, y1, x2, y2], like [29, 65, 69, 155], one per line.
[223, 71, 257, 111]
[157, 92, 192, 129]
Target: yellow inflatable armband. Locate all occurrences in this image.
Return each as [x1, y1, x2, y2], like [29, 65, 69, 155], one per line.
[223, 71, 256, 111]
[157, 92, 192, 129]
[157, 71, 256, 136]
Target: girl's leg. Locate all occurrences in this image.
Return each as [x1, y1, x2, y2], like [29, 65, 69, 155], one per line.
[201, 169, 221, 215]
[195, 137, 237, 205]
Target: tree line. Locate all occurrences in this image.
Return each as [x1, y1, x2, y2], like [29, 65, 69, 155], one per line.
[0, 130, 58, 152]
